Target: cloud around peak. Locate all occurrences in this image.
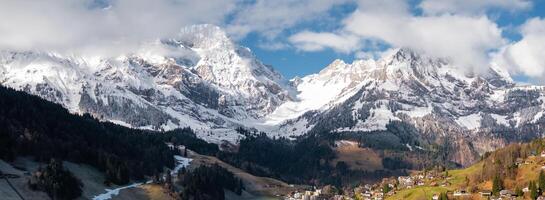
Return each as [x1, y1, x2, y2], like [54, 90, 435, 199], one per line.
[0, 0, 544, 82]
[0, 0, 236, 56]
[286, 0, 539, 77]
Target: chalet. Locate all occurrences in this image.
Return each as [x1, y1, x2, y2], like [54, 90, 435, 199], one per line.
[416, 180, 425, 186]
[541, 150, 545, 157]
[479, 190, 492, 197]
[398, 176, 414, 187]
[439, 181, 450, 187]
[499, 189, 515, 198]
[523, 187, 530, 193]
[516, 158, 524, 165]
[432, 194, 439, 200]
[362, 192, 372, 198]
[388, 183, 395, 189]
[453, 190, 469, 197]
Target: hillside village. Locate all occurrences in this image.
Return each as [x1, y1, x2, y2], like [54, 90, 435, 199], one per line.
[284, 140, 545, 200]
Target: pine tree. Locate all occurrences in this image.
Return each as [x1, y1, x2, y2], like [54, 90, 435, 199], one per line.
[492, 175, 503, 196]
[530, 181, 538, 200]
[515, 186, 523, 197]
[382, 184, 391, 194]
[439, 192, 448, 200]
[538, 170, 545, 192]
[165, 170, 172, 184]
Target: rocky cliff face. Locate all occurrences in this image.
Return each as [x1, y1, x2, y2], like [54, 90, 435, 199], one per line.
[2, 26, 545, 166]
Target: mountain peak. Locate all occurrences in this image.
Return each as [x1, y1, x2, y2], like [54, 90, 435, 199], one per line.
[176, 24, 233, 49]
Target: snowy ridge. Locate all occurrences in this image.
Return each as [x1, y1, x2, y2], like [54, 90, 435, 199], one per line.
[0, 24, 291, 144]
[274, 48, 545, 138]
[3, 24, 545, 158]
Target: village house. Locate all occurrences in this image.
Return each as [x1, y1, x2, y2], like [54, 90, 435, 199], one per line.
[516, 158, 524, 165]
[416, 180, 425, 186]
[439, 180, 450, 187]
[453, 189, 469, 197]
[499, 189, 515, 198]
[479, 190, 492, 197]
[398, 176, 414, 188]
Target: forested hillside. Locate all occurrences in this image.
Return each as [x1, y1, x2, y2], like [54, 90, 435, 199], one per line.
[0, 86, 217, 185]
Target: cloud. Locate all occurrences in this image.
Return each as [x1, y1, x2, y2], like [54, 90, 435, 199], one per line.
[419, 0, 532, 15]
[288, 31, 361, 53]
[0, 0, 236, 55]
[494, 18, 545, 79]
[0, 0, 353, 55]
[288, 0, 506, 72]
[345, 11, 505, 70]
[225, 0, 350, 40]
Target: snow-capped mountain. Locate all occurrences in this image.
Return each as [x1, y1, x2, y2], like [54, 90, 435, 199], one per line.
[2, 25, 545, 166]
[275, 48, 545, 165]
[0, 24, 291, 143]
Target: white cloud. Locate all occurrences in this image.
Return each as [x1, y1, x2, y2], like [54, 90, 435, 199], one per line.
[289, 31, 361, 53]
[354, 50, 383, 60]
[0, 0, 352, 55]
[494, 18, 545, 79]
[345, 11, 505, 70]
[289, 0, 506, 72]
[419, 0, 532, 15]
[0, 0, 236, 55]
[225, 0, 350, 40]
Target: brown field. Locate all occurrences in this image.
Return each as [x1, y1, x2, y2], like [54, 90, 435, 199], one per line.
[331, 140, 383, 171]
[188, 150, 301, 197]
[112, 184, 175, 200]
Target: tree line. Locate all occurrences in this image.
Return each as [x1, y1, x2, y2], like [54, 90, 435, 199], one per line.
[0, 86, 219, 186]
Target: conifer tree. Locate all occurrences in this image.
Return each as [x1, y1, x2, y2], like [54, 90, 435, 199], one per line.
[492, 175, 503, 196]
[538, 170, 545, 192]
[530, 181, 538, 200]
[516, 186, 523, 197]
[439, 192, 448, 200]
[382, 184, 391, 194]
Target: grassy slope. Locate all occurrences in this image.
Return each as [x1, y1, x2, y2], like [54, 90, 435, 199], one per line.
[387, 155, 545, 200]
[386, 162, 486, 200]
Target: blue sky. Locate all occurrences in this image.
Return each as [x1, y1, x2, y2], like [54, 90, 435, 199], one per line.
[236, 0, 545, 80]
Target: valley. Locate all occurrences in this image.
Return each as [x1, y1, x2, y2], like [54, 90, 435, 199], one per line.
[3, 1, 545, 200]
[0, 17, 545, 200]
